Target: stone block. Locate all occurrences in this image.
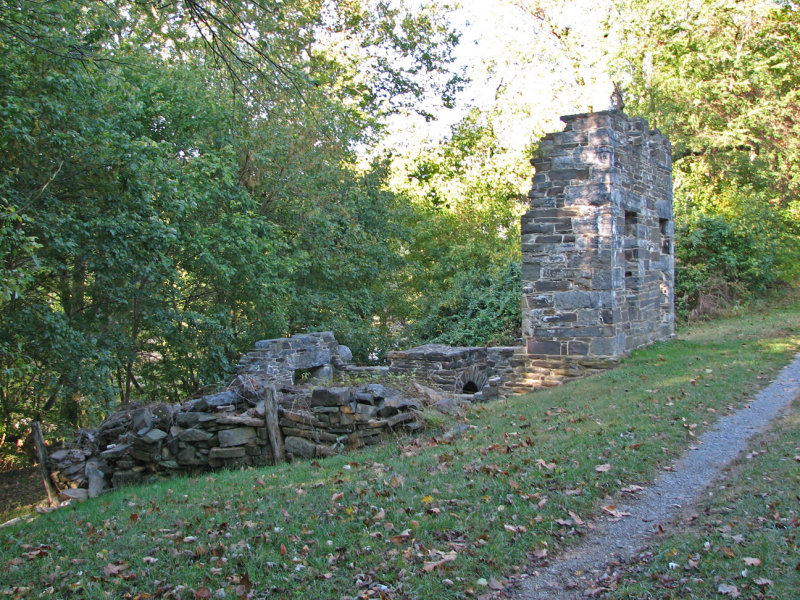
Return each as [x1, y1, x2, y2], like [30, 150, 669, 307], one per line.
[533, 280, 571, 292]
[526, 340, 562, 356]
[218, 427, 257, 447]
[553, 291, 595, 309]
[209, 446, 246, 459]
[179, 428, 214, 442]
[176, 412, 217, 428]
[216, 414, 264, 427]
[131, 408, 154, 433]
[284, 436, 319, 459]
[101, 443, 131, 460]
[140, 428, 168, 444]
[310, 387, 352, 407]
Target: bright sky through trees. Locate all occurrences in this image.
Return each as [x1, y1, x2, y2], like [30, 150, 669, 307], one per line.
[382, 0, 618, 151]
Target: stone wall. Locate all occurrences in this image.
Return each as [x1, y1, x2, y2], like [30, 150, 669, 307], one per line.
[48, 334, 418, 497]
[519, 110, 674, 386]
[235, 332, 352, 385]
[387, 344, 506, 400]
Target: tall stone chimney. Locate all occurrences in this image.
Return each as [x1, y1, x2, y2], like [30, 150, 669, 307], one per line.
[519, 110, 674, 387]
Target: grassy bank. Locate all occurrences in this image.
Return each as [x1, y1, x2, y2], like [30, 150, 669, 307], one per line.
[2, 301, 799, 599]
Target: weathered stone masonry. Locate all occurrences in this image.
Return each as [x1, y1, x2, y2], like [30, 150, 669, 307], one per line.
[518, 110, 674, 387]
[46, 110, 676, 498]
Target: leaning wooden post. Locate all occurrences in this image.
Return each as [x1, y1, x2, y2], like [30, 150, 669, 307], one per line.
[264, 386, 285, 464]
[31, 422, 59, 506]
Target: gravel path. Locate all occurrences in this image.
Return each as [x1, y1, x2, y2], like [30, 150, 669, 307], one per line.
[512, 353, 800, 599]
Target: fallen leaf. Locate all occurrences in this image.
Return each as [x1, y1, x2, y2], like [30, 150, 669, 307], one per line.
[503, 524, 527, 533]
[583, 587, 605, 597]
[754, 578, 773, 586]
[103, 562, 129, 577]
[601, 505, 630, 518]
[717, 583, 739, 597]
[531, 547, 547, 559]
[279, 544, 287, 556]
[621, 485, 644, 494]
[568, 511, 585, 526]
[721, 546, 736, 558]
[488, 578, 503, 590]
[389, 529, 412, 545]
[330, 492, 344, 503]
[743, 557, 762, 567]
[421, 495, 434, 505]
[595, 463, 611, 472]
[423, 550, 457, 572]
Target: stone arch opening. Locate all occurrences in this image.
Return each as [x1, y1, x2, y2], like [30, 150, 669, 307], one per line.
[462, 381, 479, 394]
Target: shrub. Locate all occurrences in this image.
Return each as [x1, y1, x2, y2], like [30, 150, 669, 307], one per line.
[675, 215, 777, 319]
[411, 259, 521, 347]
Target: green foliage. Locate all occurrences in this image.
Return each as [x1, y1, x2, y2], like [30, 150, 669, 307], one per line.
[674, 214, 777, 319]
[0, 0, 463, 449]
[411, 259, 521, 346]
[391, 107, 527, 346]
[614, 0, 800, 314]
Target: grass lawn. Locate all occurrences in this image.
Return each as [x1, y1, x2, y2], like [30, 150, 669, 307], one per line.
[2, 300, 799, 599]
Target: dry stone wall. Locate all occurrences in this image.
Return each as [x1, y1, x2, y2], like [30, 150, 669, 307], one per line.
[235, 331, 351, 385]
[387, 344, 503, 400]
[48, 334, 419, 497]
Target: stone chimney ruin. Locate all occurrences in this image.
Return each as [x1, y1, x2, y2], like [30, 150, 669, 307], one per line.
[519, 110, 674, 386]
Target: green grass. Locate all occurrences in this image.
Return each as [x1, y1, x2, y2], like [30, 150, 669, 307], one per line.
[1, 301, 799, 599]
[607, 399, 800, 599]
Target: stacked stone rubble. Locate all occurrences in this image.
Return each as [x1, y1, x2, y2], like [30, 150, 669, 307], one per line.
[49, 381, 420, 494]
[236, 332, 351, 385]
[280, 384, 421, 459]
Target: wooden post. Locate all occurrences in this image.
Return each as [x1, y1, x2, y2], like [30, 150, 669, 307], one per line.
[264, 386, 285, 464]
[31, 421, 59, 506]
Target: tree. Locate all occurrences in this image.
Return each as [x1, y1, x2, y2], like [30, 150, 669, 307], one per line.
[612, 0, 800, 310]
[0, 0, 462, 453]
[392, 107, 527, 346]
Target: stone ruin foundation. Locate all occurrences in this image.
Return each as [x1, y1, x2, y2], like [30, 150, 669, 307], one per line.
[387, 345, 499, 399]
[49, 333, 422, 498]
[46, 109, 674, 499]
